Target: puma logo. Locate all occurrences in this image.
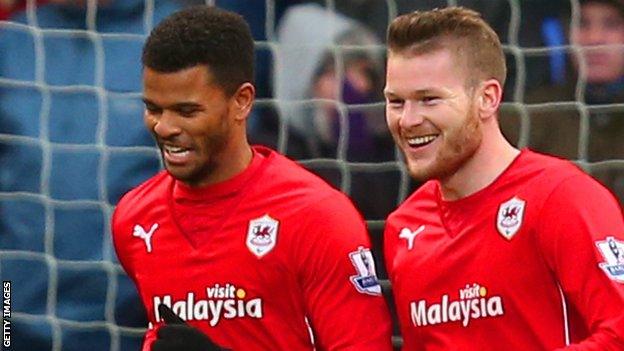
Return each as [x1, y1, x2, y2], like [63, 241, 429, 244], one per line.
[399, 225, 425, 250]
[133, 223, 159, 253]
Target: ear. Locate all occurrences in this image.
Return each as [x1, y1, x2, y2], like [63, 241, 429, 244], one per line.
[231, 82, 255, 122]
[476, 78, 503, 120]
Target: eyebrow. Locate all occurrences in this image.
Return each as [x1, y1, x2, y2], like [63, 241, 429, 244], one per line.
[384, 88, 438, 98]
[170, 102, 203, 110]
[141, 99, 202, 110]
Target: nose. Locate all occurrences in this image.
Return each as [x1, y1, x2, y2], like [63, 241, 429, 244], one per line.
[398, 101, 425, 130]
[151, 110, 181, 139]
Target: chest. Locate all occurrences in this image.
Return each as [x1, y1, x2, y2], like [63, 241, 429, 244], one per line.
[120, 201, 300, 324]
[389, 197, 550, 302]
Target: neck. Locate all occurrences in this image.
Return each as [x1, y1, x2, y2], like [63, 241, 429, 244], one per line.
[439, 125, 519, 201]
[185, 134, 254, 188]
[213, 142, 254, 185]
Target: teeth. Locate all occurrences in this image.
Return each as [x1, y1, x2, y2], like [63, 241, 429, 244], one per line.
[407, 135, 437, 147]
[164, 145, 188, 154]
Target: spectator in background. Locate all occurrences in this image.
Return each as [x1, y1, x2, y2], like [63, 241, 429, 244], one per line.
[0, 0, 189, 349]
[274, 3, 402, 221]
[501, 0, 624, 204]
[309, 34, 389, 162]
[275, 3, 392, 162]
[306, 0, 563, 98]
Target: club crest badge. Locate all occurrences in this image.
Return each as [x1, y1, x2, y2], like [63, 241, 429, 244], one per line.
[246, 214, 279, 258]
[596, 236, 624, 283]
[496, 196, 526, 240]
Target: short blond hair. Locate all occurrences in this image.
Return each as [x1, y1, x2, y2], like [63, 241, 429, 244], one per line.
[387, 7, 506, 88]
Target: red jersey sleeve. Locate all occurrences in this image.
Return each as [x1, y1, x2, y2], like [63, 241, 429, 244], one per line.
[112, 197, 155, 351]
[537, 174, 624, 350]
[384, 217, 426, 351]
[112, 205, 131, 276]
[383, 216, 397, 280]
[292, 194, 393, 351]
[383, 218, 417, 351]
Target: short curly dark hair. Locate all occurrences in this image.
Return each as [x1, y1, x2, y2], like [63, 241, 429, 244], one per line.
[142, 5, 254, 96]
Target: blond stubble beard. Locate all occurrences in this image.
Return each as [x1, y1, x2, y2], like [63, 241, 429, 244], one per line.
[404, 107, 482, 182]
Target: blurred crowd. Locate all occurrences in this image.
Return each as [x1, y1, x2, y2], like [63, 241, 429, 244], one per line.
[0, 0, 622, 350]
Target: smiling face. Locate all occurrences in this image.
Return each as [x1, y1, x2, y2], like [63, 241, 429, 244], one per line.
[384, 48, 482, 182]
[143, 65, 247, 187]
[572, 2, 624, 83]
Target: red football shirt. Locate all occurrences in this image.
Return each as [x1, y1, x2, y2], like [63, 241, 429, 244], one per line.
[384, 149, 624, 350]
[113, 146, 392, 351]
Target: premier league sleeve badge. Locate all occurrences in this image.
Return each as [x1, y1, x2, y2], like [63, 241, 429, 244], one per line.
[596, 236, 624, 283]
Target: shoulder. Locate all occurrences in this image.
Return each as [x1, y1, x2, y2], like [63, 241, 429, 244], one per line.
[113, 170, 170, 222]
[256, 146, 349, 205]
[540, 167, 619, 215]
[518, 150, 601, 192]
[505, 149, 578, 182]
[512, 150, 620, 220]
[254, 146, 366, 233]
[387, 180, 438, 225]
